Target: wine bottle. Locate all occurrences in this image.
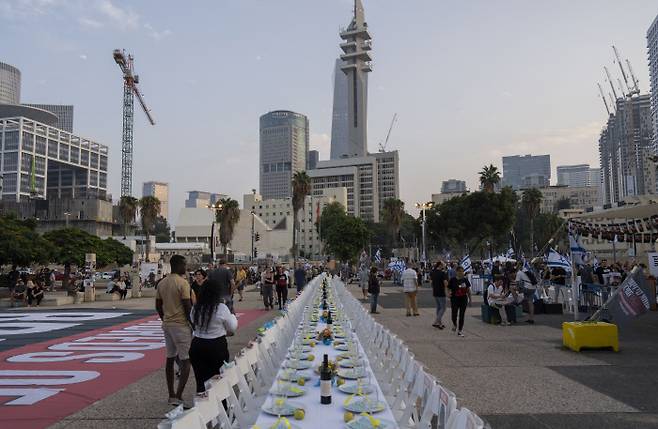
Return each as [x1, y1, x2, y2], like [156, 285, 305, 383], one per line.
[326, 310, 333, 325]
[320, 354, 332, 404]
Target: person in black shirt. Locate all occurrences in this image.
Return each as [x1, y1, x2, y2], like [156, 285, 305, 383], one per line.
[594, 259, 611, 285]
[367, 267, 381, 314]
[191, 269, 207, 303]
[551, 266, 567, 303]
[448, 266, 471, 337]
[274, 266, 289, 310]
[430, 261, 448, 329]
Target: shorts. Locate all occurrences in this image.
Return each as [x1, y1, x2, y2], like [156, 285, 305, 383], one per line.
[523, 289, 536, 299]
[162, 324, 192, 360]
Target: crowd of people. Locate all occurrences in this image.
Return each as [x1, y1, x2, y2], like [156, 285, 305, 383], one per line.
[6, 265, 52, 307]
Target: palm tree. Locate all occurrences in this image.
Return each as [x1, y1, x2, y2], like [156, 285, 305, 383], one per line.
[118, 196, 138, 238]
[479, 164, 501, 193]
[382, 198, 405, 248]
[522, 188, 543, 253]
[216, 197, 241, 259]
[292, 171, 311, 264]
[139, 196, 161, 261]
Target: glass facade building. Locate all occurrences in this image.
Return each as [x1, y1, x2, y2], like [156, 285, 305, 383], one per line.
[0, 117, 108, 201]
[0, 62, 21, 104]
[23, 104, 74, 132]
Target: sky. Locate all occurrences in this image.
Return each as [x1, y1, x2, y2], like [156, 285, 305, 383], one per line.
[2, 0, 657, 222]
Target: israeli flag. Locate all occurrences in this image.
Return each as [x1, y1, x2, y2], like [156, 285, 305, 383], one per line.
[522, 257, 531, 272]
[388, 259, 406, 273]
[569, 232, 587, 266]
[547, 248, 571, 271]
[506, 247, 515, 258]
[459, 255, 472, 273]
[374, 248, 382, 263]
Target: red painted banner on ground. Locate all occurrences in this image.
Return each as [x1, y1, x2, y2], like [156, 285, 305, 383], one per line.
[0, 309, 266, 429]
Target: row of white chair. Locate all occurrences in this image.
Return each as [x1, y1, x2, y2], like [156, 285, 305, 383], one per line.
[157, 274, 324, 429]
[333, 277, 488, 429]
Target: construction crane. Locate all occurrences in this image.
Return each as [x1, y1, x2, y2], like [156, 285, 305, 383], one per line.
[597, 83, 611, 116]
[612, 45, 633, 96]
[378, 113, 398, 152]
[604, 66, 619, 101]
[625, 59, 641, 94]
[113, 49, 155, 197]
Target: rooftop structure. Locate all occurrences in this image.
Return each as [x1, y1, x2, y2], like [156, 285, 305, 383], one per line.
[185, 191, 226, 208]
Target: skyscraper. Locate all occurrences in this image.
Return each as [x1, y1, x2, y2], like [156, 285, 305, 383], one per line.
[556, 164, 601, 188]
[142, 181, 169, 219]
[259, 110, 309, 199]
[308, 150, 319, 170]
[502, 154, 551, 190]
[330, 58, 349, 159]
[23, 104, 74, 132]
[649, 14, 658, 155]
[337, 0, 372, 158]
[0, 61, 21, 104]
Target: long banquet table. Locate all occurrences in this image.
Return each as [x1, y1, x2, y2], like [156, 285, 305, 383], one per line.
[253, 279, 399, 429]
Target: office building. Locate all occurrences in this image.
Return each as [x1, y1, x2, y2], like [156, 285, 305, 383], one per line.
[330, 58, 350, 159]
[502, 154, 551, 190]
[185, 191, 226, 208]
[23, 104, 74, 132]
[259, 110, 309, 199]
[335, 0, 372, 159]
[599, 95, 654, 204]
[0, 116, 108, 201]
[244, 188, 348, 258]
[441, 179, 467, 194]
[308, 150, 319, 170]
[529, 186, 601, 214]
[0, 62, 21, 104]
[557, 164, 601, 188]
[308, 151, 399, 223]
[649, 14, 658, 156]
[142, 181, 169, 219]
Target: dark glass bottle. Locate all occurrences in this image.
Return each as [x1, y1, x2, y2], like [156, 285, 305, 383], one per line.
[326, 310, 333, 325]
[320, 354, 332, 404]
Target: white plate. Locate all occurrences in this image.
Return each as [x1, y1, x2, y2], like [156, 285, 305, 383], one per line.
[345, 415, 395, 429]
[343, 398, 386, 414]
[269, 382, 306, 397]
[261, 399, 304, 417]
[278, 370, 312, 382]
[339, 359, 364, 368]
[337, 368, 367, 380]
[284, 360, 312, 370]
[338, 382, 375, 395]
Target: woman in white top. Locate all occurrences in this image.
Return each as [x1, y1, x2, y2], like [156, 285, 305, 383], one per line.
[189, 284, 238, 393]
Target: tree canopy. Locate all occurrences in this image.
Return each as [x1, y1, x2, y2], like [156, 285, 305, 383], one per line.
[0, 215, 53, 267]
[43, 228, 133, 267]
[318, 202, 370, 262]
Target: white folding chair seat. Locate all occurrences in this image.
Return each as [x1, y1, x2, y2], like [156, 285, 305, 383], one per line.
[205, 376, 238, 429]
[157, 407, 205, 429]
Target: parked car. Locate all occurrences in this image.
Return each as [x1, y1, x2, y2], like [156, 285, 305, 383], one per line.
[101, 272, 114, 280]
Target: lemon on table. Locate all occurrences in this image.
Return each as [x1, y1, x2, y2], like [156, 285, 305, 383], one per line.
[297, 377, 306, 386]
[307, 354, 315, 361]
[310, 341, 316, 347]
[294, 408, 305, 420]
[336, 378, 345, 386]
[344, 411, 354, 423]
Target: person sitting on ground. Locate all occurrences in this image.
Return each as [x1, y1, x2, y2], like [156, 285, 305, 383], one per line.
[487, 277, 509, 326]
[189, 280, 238, 393]
[11, 279, 27, 307]
[27, 278, 44, 307]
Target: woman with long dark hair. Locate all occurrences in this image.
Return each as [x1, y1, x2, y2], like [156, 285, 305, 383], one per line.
[189, 282, 238, 393]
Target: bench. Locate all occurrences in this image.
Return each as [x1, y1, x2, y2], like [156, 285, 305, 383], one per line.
[41, 294, 75, 306]
[141, 288, 157, 298]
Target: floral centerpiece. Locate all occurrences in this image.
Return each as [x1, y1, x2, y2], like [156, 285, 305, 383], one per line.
[315, 359, 338, 377]
[317, 327, 334, 344]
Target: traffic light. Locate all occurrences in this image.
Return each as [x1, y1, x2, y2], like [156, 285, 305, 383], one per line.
[255, 232, 260, 242]
[253, 248, 258, 258]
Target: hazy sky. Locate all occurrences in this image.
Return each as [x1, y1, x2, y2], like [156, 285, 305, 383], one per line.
[2, 0, 657, 221]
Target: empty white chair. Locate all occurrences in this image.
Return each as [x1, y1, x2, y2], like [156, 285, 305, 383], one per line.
[157, 407, 205, 429]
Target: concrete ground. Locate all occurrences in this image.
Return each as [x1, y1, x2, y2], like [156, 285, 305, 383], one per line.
[351, 280, 658, 429]
[45, 284, 276, 429]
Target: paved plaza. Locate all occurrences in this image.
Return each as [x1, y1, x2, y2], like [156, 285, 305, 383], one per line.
[1, 280, 657, 428]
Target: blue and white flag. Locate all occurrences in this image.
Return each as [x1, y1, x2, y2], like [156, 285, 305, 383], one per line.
[522, 257, 531, 272]
[569, 233, 587, 266]
[505, 247, 515, 258]
[374, 248, 382, 263]
[388, 259, 406, 273]
[459, 255, 472, 274]
[547, 248, 571, 271]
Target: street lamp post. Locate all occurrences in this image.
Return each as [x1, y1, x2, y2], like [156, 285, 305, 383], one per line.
[250, 210, 255, 262]
[415, 202, 434, 264]
[64, 211, 71, 228]
[207, 202, 223, 263]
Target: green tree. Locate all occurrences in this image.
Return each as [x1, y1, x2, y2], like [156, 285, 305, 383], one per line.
[317, 201, 347, 241]
[216, 197, 240, 258]
[292, 171, 311, 264]
[318, 202, 370, 262]
[479, 164, 501, 193]
[382, 198, 405, 247]
[153, 216, 172, 243]
[522, 188, 543, 252]
[0, 214, 52, 267]
[118, 196, 138, 237]
[139, 196, 161, 261]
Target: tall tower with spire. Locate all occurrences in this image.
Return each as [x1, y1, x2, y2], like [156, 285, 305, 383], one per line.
[336, 0, 372, 158]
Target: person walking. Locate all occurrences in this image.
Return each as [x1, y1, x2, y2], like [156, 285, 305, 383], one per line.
[190, 269, 207, 304]
[155, 255, 193, 407]
[189, 281, 238, 393]
[401, 265, 420, 317]
[294, 263, 306, 294]
[515, 264, 537, 324]
[274, 266, 289, 310]
[430, 261, 448, 329]
[235, 266, 246, 302]
[206, 259, 235, 313]
[367, 266, 380, 314]
[261, 265, 275, 310]
[448, 266, 471, 337]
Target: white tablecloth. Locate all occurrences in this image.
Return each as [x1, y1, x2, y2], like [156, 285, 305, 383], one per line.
[254, 321, 398, 428]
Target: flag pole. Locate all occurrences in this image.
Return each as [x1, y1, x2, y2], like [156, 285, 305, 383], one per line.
[569, 221, 579, 322]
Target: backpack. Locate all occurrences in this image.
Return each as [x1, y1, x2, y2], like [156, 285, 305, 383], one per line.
[524, 270, 538, 286]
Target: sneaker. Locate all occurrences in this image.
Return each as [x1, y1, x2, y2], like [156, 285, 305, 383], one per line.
[406, 313, 411, 317]
[168, 397, 182, 406]
[432, 323, 441, 328]
[438, 325, 445, 330]
[457, 331, 465, 337]
[182, 399, 194, 409]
